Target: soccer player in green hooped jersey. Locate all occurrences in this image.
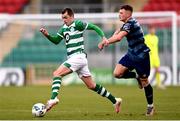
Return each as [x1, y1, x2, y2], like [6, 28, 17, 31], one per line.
[40, 8, 122, 113]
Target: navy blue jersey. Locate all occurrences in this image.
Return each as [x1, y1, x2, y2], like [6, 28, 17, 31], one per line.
[121, 17, 150, 60]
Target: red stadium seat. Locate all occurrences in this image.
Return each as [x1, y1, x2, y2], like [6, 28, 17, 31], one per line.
[150, 3, 159, 11]
[14, 0, 28, 5]
[0, 5, 5, 13]
[5, 5, 17, 14]
[161, 2, 171, 11]
[142, 0, 180, 14]
[3, 0, 14, 5]
[0, 0, 29, 14]
[0, 0, 4, 4]
[143, 5, 151, 11]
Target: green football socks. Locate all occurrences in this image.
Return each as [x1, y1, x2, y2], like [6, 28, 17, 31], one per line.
[93, 84, 116, 104]
[50, 78, 117, 104]
[51, 76, 62, 99]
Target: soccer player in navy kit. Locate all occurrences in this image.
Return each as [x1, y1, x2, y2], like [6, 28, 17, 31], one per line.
[98, 5, 154, 116]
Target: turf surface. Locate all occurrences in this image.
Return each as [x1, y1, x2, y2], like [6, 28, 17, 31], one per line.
[0, 85, 180, 120]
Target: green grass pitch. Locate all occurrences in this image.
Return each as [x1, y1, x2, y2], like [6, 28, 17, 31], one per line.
[0, 85, 180, 120]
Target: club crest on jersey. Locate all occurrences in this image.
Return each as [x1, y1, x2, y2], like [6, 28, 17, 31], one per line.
[123, 23, 130, 30]
[65, 33, 70, 43]
[70, 27, 75, 32]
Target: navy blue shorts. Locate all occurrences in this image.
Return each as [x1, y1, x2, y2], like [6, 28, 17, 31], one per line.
[119, 53, 150, 78]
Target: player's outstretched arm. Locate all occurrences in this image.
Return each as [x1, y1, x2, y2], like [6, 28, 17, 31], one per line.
[107, 31, 127, 45]
[40, 28, 63, 45]
[113, 28, 121, 36]
[86, 23, 109, 50]
[98, 30, 127, 50]
[87, 23, 105, 38]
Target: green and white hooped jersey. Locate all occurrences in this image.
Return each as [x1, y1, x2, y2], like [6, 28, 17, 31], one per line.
[57, 20, 88, 58]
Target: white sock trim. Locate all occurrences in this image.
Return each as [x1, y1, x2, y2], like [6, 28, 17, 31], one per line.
[100, 87, 105, 96]
[52, 84, 61, 88]
[52, 89, 59, 93]
[147, 104, 154, 107]
[105, 92, 110, 97]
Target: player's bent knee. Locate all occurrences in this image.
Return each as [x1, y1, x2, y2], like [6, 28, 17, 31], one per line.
[113, 72, 123, 79]
[140, 78, 149, 87]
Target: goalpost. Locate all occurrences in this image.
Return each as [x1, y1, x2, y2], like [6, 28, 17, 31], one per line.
[0, 12, 178, 86]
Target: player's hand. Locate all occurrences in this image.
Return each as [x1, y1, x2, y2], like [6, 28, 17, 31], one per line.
[98, 37, 109, 51]
[40, 28, 49, 36]
[98, 42, 105, 51]
[102, 37, 109, 46]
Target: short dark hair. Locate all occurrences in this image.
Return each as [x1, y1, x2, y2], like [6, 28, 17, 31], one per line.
[61, 8, 74, 16]
[120, 5, 133, 12]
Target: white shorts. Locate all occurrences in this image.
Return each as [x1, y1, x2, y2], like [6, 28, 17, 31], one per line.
[62, 53, 91, 78]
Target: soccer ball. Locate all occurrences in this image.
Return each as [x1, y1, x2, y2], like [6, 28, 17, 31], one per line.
[32, 103, 46, 117]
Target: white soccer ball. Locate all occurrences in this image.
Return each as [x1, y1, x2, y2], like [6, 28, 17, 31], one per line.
[32, 103, 46, 117]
